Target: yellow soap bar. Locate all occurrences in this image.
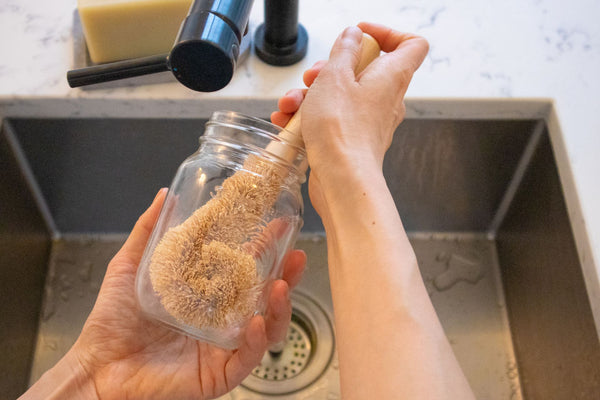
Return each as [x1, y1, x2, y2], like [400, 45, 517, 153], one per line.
[77, 0, 192, 64]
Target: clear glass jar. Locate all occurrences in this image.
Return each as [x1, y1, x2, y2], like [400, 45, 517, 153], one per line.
[135, 111, 306, 349]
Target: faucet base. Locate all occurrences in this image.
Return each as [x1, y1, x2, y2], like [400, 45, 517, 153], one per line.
[254, 23, 308, 66]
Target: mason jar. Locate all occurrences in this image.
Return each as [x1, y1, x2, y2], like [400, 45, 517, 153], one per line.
[135, 111, 306, 349]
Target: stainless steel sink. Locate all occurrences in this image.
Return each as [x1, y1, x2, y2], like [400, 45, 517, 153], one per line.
[1, 116, 599, 399]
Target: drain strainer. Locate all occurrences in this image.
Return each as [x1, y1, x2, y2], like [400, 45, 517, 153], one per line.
[242, 291, 334, 395]
[252, 319, 311, 380]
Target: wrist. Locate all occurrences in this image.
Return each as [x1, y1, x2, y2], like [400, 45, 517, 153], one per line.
[309, 154, 385, 212]
[20, 348, 98, 400]
[310, 148, 382, 191]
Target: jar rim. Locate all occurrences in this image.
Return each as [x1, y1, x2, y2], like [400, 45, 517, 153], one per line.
[207, 111, 306, 157]
[203, 110, 308, 179]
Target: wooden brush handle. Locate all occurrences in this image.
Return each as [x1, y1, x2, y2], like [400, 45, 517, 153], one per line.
[267, 33, 381, 163]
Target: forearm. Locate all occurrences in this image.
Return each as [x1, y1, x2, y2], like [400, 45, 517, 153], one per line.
[316, 165, 474, 399]
[19, 348, 98, 400]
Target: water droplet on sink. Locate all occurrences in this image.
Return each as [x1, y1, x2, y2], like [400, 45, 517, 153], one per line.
[435, 251, 450, 262]
[506, 361, 519, 379]
[79, 260, 93, 282]
[44, 339, 58, 351]
[331, 358, 339, 370]
[42, 286, 56, 321]
[42, 302, 56, 321]
[433, 253, 483, 291]
[59, 274, 72, 290]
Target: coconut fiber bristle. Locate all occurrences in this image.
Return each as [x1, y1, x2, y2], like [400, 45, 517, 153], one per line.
[149, 155, 286, 329]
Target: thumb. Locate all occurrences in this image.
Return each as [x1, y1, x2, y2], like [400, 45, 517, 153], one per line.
[327, 26, 363, 76]
[116, 188, 167, 267]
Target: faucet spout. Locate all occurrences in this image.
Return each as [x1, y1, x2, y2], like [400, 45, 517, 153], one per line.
[171, 0, 308, 90]
[169, 0, 255, 92]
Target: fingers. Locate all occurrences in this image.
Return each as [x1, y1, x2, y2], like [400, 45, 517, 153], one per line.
[356, 22, 429, 90]
[279, 89, 306, 114]
[264, 280, 292, 345]
[265, 248, 306, 344]
[271, 60, 325, 128]
[271, 111, 292, 128]
[224, 250, 305, 385]
[271, 89, 306, 127]
[282, 249, 307, 290]
[273, 23, 426, 129]
[116, 188, 167, 266]
[270, 111, 292, 128]
[327, 26, 364, 76]
[225, 316, 267, 387]
[303, 60, 327, 87]
[356, 22, 425, 54]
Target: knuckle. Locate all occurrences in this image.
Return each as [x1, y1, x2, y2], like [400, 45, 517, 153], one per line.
[397, 65, 414, 84]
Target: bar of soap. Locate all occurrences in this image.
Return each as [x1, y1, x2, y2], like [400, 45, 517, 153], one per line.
[77, 0, 192, 64]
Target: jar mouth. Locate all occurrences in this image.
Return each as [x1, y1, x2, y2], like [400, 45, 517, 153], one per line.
[203, 111, 308, 176]
[206, 111, 306, 156]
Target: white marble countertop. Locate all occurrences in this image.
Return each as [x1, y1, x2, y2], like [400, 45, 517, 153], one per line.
[1, 0, 599, 323]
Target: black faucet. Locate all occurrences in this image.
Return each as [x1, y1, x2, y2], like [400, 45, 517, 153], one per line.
[67, 0, 308, 92]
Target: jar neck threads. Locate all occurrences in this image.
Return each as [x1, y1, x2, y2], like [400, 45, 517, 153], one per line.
[203, 111, 308, 181]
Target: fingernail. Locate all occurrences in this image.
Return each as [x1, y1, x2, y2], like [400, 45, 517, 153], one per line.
[342, 26, 362, 42]
[153, 188, 167, 202]
[312, 60, 326, 69]
[276, 282, 290, 315]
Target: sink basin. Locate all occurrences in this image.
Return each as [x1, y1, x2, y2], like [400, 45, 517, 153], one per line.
[1, 113, 599, 399]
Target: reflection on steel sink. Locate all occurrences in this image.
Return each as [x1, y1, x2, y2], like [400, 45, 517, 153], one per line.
[1, 116, 599, 399]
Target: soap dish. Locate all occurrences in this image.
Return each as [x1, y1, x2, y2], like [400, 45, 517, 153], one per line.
[70, 9, 176, 90]
[70, 10, 254, 91]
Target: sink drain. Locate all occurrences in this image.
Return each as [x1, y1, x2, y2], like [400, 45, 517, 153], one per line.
[242, 291, 334, 395]
[252, 319, 311, 380]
